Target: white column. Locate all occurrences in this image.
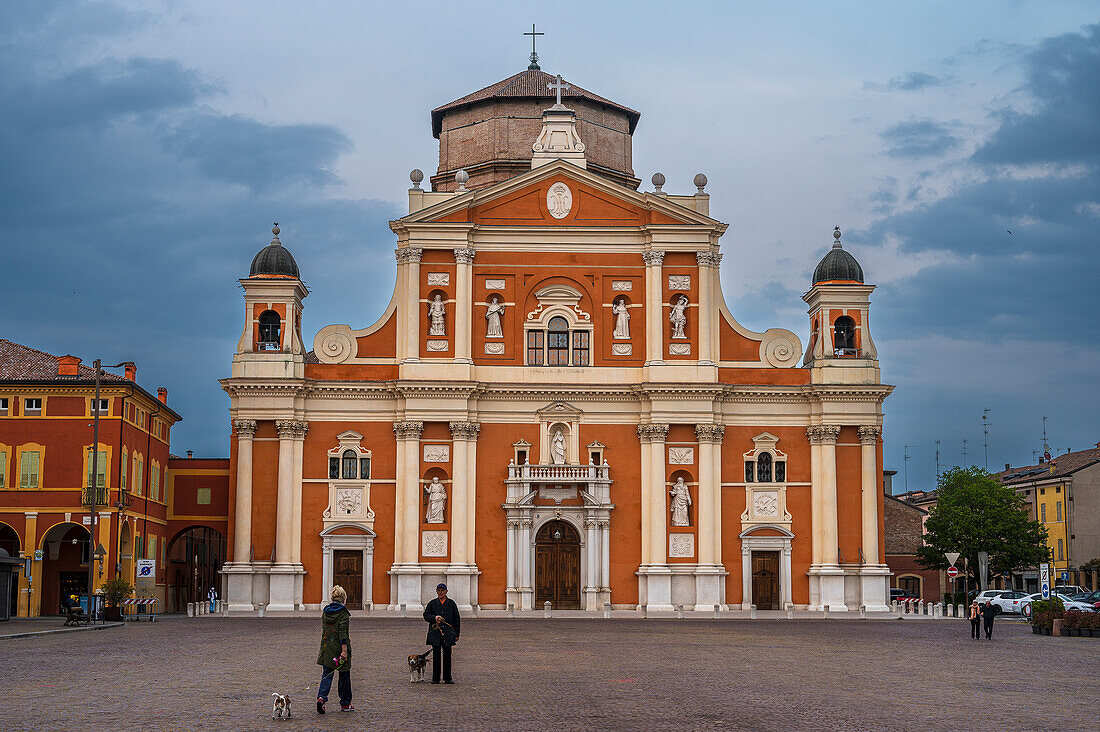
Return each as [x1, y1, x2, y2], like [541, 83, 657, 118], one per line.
[585, 517, 598, 610]
[643, 250, 665, 365]
[648, 424, 669, 563]
[697, 437, 715, 565]
[291, 422, 307, 564]
[741, 547, 752, 609]
[600, 519, 611, 597]
[465, 425, 478, 566]
[637, 430, 652, 565]
[231, 420, 256, 563]
[696, 251, 721, 365]
[397, 247, 422, 363]
[782, 546, 793, 608]
[506, 519, 517, 598]
[519, 517, 532, 609]
[858, 426, 881, 564]
[393, 438, 407, 563]
[820, 426, 840, 566]
[392, 421, 424, 610]
[807, 427, 823, 566]
[274, 421, 297, 565]
[449, 422, 469, 564]
[454, 247, 474, 364]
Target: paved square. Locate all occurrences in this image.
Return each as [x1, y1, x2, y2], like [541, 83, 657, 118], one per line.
[0, 616, 1093, 731]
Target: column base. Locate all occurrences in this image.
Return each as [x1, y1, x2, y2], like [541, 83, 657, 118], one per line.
[691, 564, 727, 610]
[223, 562, 258, 613]
[807, 564, 849, 611]
[444, 564, 481, 612]
[859, 565, 891, 612]
[267, 564, 306, 612]
[637, 565, 674, 611]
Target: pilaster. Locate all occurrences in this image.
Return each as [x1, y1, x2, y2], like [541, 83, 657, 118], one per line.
[806, 424, 846, 611]
[391, 420, 424, 609]
[695, 252, 722, 365]
[453, 248, 474, 364]
[643, 249, 665, 365]
[396, 247, 422, 363]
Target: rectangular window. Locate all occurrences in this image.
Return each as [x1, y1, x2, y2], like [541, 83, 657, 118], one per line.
[1055, 485, 1061, 493]
[0, 398, 8, 415]
[526, 330, 544, 365]
[329, 457, 340, 480]
[150, 463, 160, 501]
[1041, 503, 1046, 522]
[775, 461, 786, 482]
[92, 399, 109, 414]
[1056, 501, 1062, 522]
[160, 540, 165, 569]
[359, 457, 371, 479]
[197, 486, 211, 505]
[19, 451, 40, 488]
[147, 535, 156, 561]
[86, 449, 107, 488]
[24, 398, 42, 416]
[547, 329, 569, 365]
[0, 450, 5, 488]
[571, 330, 590, 366]
[136, 536, 144, 561]
[745, 462, 754, 483]
[120, 451, 127, 491]
[1057, 538, 1064, 561]
[133, 456, 143, 496]
[516, 450, 527, 465]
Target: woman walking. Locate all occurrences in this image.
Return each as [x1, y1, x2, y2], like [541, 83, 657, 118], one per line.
[423, 583, 461, 684]
[316, 585, 353, 713]
[968, 601, 981, 640]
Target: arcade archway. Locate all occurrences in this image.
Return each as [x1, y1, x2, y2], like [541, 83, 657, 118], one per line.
[40, 523, 90, 616]
[167, 526, 225, 612]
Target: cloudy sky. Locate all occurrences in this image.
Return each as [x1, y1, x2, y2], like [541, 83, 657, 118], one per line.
[2, 1, 1097, 491]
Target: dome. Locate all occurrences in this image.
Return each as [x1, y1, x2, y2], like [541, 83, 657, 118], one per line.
[812, 227, 863, 284]
[249, 225, 300, 278]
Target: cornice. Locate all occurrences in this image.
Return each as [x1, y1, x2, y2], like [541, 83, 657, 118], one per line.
[802, 384, 895, 404]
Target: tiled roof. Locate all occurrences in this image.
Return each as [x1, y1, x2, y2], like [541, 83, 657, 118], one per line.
[431, 68, 640, 137]
[998, 447, 1100, 485]
[0, 339, 122, 381]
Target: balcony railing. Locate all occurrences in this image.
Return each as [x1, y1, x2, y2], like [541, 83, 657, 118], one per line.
[507, 463, 610, 482]
[82, 486, 108, 508]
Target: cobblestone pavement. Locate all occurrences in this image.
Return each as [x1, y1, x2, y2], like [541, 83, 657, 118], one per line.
[0, 615, 1093, 731]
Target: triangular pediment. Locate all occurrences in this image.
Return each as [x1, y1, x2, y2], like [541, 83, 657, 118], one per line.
[536, 401, 584, 420]
[398, 160, 718, 228]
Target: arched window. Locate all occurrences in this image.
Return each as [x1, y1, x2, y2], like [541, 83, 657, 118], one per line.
[833, 316, 856, 356]
[547, 317, 569, 366]
[258, 310, 282, 350]
[341, 449, 358, 480]
[756, 452, 773, 483]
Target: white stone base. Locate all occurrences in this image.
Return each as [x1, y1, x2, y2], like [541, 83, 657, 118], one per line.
[388, 563, 480, 611]
[221, 561, 304, 614]
[859, 566, 891, 612]
[807, 564, 849, 611]
[636, 565, 673, 611]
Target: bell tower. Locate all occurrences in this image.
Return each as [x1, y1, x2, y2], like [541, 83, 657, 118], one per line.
[803, 227, 879, 382]
[232, 224, 308, 379]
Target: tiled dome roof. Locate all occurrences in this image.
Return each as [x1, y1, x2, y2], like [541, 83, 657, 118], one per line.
[812, 227, 864, 284]
[249, 225, 299, 279]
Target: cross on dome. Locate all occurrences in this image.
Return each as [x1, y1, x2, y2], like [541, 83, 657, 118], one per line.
[548, 74, 571, 106]
[524, 24, 544, 70]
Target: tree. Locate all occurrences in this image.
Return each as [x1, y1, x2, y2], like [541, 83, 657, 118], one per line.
[917, 466, 1049, 584]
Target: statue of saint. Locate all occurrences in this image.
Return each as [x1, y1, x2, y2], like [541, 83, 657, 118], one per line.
[425, 476, 446, 523]
[428, 294, 446, 336]
[669, 295, 689, 339]
[551, 427, 567, 465]
[485, 296, 505, 338]
[669, 477, 691, 526]
[612, 298, 630, 339]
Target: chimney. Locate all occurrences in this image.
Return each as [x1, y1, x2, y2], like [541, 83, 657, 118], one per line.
[124, 363, 137, 381]
[186, 450, 193, 459]
[57, 354, 81, 376]
[157, 387, 168, 404]
[1005, 463, 1011, 471]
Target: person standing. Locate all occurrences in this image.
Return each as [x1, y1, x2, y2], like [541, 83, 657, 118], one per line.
[316, 585, 353, 713]
[981, 600, 997, 640]
[968, 601, 981, 640]
[423, 583, 461, 684]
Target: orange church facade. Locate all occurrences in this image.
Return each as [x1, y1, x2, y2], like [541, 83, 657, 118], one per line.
[222, 67, 892, 614]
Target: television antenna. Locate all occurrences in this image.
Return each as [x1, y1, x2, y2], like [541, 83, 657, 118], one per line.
[982, 408, 991, 469]
[962, 439, 968, 468]
[904, 444, 914, 493]
[934, 440, 941, 480]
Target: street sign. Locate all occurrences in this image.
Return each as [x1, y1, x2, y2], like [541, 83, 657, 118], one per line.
[1060, 571, 1069, 582]
[1040, 564, 1051, 599]
[135, 559, 156, 579]
[34, 549, 43, 561]
[947, 566, 959, 579]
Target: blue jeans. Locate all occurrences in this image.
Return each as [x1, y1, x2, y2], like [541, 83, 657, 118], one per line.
[318, 667, 352, 706]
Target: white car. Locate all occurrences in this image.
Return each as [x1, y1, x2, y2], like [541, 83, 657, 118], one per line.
[988, 590, 1030, 614]
[1019, 592, 1098, 618]
[973, 590, 1005, 606]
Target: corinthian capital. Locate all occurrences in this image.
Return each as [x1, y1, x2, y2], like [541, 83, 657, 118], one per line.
[449, 421, 481, 441]
[696, 251, 723, 268]
[694, 423, 725, 443]
[395, 247, 423, 265]
[233, 419, 257, 439]
[858, 425, 882, 444]
[806, 425, 841, 445]
[637, 423, 670, 443]
[393, 420, 425, 440]
[642, 249, 666, 267]
[453, 247, 476, 264]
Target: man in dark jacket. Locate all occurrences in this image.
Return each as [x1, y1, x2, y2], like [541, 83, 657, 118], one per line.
[423, 583, 461, 684]
[980, 600, 997, 639]
[316, 585, 353, 713]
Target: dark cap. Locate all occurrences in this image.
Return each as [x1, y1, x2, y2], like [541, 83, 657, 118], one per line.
[436, 583, 448, 591]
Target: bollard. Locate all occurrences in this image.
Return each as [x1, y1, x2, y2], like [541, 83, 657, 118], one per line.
[859, 604, 866, 619]
[676, 604, 684, 620]
[508, 603, 515, 619]
[544, 601, 552, 619]
[749, 604, 757, 620]
[823, 604, 830, 619]
[642, 604, 648, 619]
[222, 601, 229, 618]
[890, 600, 897, 613]
[786, 603, 794, 620]
[713, 604, 721, 620]
[186, 602, 194, 618]
[257, 602, 265, 618]
[918, 600, 925, 615]
[603, 602, 611, 620]
[956, 604, 963, 618]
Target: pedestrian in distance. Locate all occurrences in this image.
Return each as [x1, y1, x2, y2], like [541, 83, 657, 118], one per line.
[423, 582, 461, 684]
[981, 600, 997, 640]
[316, 585, 354, 713]
[969, 601, 981, 640]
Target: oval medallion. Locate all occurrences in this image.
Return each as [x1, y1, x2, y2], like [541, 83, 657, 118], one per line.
[546, 182, 573, 219]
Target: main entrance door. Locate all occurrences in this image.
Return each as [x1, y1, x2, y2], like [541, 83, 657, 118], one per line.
[751, 551, 780, 610]
[535, 520, 580, 609]
[333, 551, 363, 608]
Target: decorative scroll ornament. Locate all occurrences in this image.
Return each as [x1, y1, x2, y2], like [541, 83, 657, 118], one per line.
[336, 488, 362, 516]
[760, 328, 802, 368]
[754, 492, 779, 518]
[422, 530, 448, 557]
[317, 328, 355, 363]
[485, 342, 505, 355]
[426, 340, 448, 351]
[669, 343, 691, 356]
[485, 278, 506, 290]
[611, 343, 632, 356]
[546, 182, 573, 219]
[423, 444, 450, 462]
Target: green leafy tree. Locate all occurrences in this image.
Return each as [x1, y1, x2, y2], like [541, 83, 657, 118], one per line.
[917, 466, 1049, 584]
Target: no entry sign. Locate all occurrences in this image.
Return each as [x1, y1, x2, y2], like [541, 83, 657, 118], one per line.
[947, 566, 960, 579]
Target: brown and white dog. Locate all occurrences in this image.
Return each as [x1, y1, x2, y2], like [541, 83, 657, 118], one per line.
[271, 692, 292, 720]
[407, 650, 431, 682]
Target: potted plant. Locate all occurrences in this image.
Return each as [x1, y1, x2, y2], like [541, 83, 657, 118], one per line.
[101, 576, 133, 621]
[1083, 611, 1098, 638]
[1061, 610, 1081, 636]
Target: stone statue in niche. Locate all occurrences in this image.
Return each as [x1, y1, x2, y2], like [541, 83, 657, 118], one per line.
[485, 296, 505, 338]
[669, 295, 689, 339]
[551, 427, 567, 465]
[425, 476, 446, 523]
[428, 294, 446, 336]
[669, 476, 692, 527]
[612, 298, 630, 339]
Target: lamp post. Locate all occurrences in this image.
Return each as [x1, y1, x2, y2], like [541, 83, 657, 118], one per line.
[84, 359, 131, 619]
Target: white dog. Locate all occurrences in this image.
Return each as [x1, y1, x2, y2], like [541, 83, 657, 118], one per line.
[271, 692, 292, 720]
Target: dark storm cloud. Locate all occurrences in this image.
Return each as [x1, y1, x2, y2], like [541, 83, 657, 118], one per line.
[880, 119, 962, 158]
[864, 71, 946, 92]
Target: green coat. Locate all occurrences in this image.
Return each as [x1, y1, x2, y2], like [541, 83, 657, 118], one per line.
[316, 602, 351, 671]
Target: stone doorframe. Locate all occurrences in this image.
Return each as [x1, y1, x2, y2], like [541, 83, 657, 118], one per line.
[320, 523, 375, 611]
[739, 524, 794, 611]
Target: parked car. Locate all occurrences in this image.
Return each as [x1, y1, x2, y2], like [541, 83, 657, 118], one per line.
[972, 590, 1006, 608]
[1054, 585, 1087, 596]
[890, 588, 919, 603]
[988, 590, 1030, 614]
[1019, 592, 1098, 619]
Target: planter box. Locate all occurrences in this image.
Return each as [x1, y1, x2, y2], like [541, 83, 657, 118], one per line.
[1041, 627, 1052, 635]
[1032, 625, 1041, 634]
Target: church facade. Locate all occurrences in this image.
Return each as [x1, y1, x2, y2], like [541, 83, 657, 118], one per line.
[221, 66, 893, 614]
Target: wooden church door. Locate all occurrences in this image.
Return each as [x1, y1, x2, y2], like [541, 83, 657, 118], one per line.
[333, 550, 363, 608]
[535, 520, 581, 609]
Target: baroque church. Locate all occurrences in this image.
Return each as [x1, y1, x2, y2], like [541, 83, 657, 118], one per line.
[221, 54, 893, 614]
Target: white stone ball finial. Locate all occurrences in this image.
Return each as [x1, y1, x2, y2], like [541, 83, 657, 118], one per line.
[651, 172, 665, 193]
[694, 173, 708, 192]
[410, 169, 424, 190]
[455, 168, 469, 192]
